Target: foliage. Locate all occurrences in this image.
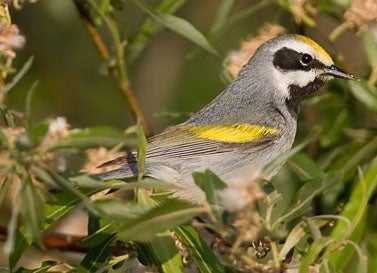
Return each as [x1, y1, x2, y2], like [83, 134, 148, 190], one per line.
[0, 0, 376, 272]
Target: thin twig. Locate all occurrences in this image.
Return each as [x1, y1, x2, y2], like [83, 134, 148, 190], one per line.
[74, 1, 152, 136]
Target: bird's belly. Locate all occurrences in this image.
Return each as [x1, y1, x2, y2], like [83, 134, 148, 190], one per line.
[179, 136, 294, 185]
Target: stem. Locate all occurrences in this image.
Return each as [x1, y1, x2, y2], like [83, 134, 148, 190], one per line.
[329, 22, 349, 41]
[210, 0, 277, 41]
[75, 0, 152, 136]
[369, 66, 377, 85]
[270, 241, 280, 268]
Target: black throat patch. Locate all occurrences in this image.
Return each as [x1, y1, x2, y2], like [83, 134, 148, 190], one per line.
[286, 78, 325, 117]
[273, 47, 328, 116]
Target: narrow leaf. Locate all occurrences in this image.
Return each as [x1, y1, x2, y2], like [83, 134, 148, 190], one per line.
[150, 233, 183, 273]
[70, 175, 180, 191]
[0, 56, 34, 95]
[116, 199, 203, 241]
[299, 237, 334, 273]
[193, 170, 227, 208]
[0, 103, 15, 128]
[175, 225, 224, 273]
[208, 0, 236, 37]
[362, 29, 377, 68]
[45, 170, 98, 215]
[129, 0, 186, 61]
[50, 126, 138, 150]
[329, 164, 377, 270]
[288, 153, 325, 180]
[132, 0, 218, 56]
[20, 176, 44, 248]
[9, 228, 29, 269]
[94, 198, 151, 222]
[263, 130, 319, 176]
[78, 234, 115, 273]
[348, 80, 377, 113]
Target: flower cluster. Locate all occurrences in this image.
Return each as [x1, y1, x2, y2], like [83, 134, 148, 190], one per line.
[225, 24, 286, 79]
[344, 0, 377, 32]
[0, 23, 24, 58]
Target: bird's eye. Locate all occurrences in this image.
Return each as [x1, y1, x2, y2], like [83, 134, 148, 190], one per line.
[301, 53, 313, 65]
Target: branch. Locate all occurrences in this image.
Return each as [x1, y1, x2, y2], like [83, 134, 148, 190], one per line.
[0, 225, 133, 256]
[74, 0, 152, 136]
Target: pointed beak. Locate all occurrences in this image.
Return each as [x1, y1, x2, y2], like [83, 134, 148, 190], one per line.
[322, 65, 355, 80]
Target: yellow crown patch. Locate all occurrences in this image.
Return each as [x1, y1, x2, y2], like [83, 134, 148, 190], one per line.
[296, 35, 332, 63]
[188, 124, 278, 143]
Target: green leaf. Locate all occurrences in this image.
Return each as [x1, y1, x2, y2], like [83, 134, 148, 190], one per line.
[50, 126, 138, 150]
[26, 122, 49, 147]
[275, 178, 324, 226]
[340, 135, 377, 174]
[95, 198, 151, 222]
[320, 109, 349, 148]
[110, 0, 124, 10]
[0, 56, 34, 95]
[362, 29, 377, 68]
[80, 224, 114, 248]
[129, 0, 186, 62]
[193, 170, 227, 203]
[20, 176, 44, 248]
[40, 171, 110, 235]
[25, 80, 39, 121]
[348, 80, 377, 114]
[150, 233, 183, 273]
[278, 216, 341, 261]
[78, 234, 115, 273]
[135, 243, 155, 267]
[116, 199, 203, 241]
[210, 0, 276, 40]
[132, 0, 218, 56]
[0, 103, 15, 128]
[263, 130, 320, 176]
[70, 174, 180, 192]
[208, 0, 236, 37]
[175, 225, 225, 273]
[88, 211, 100, 235]
[9, 228, 29, 270]
[278, 222, 307, 261]
[272, 171, 344, 231]
[299, 237, 335, 273]
[43, 170, 98, 215]
[328, 164, 377, 270]
[288, 153, 325, 180]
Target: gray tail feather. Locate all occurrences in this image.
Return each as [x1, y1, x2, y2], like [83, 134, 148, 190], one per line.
[97, 164, 138, 181]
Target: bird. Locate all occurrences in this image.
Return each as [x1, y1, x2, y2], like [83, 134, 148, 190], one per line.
[98, 34, 355, 204]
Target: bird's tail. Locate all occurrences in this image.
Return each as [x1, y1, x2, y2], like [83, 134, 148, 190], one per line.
[97, 163, 138, 181]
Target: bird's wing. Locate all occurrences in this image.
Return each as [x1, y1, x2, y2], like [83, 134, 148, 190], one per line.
[146, 124, 280, 160]
[99, 124, 281, 168]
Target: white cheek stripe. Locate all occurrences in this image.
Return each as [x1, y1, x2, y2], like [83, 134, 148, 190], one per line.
[272, 69, 317, 98]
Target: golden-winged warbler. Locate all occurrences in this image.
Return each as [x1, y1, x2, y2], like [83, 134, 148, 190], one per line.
[98, 34, 354, 203]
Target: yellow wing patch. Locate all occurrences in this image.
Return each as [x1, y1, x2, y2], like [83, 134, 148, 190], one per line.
[295, 35, 332, 63]
[188, 124, 278, 143]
